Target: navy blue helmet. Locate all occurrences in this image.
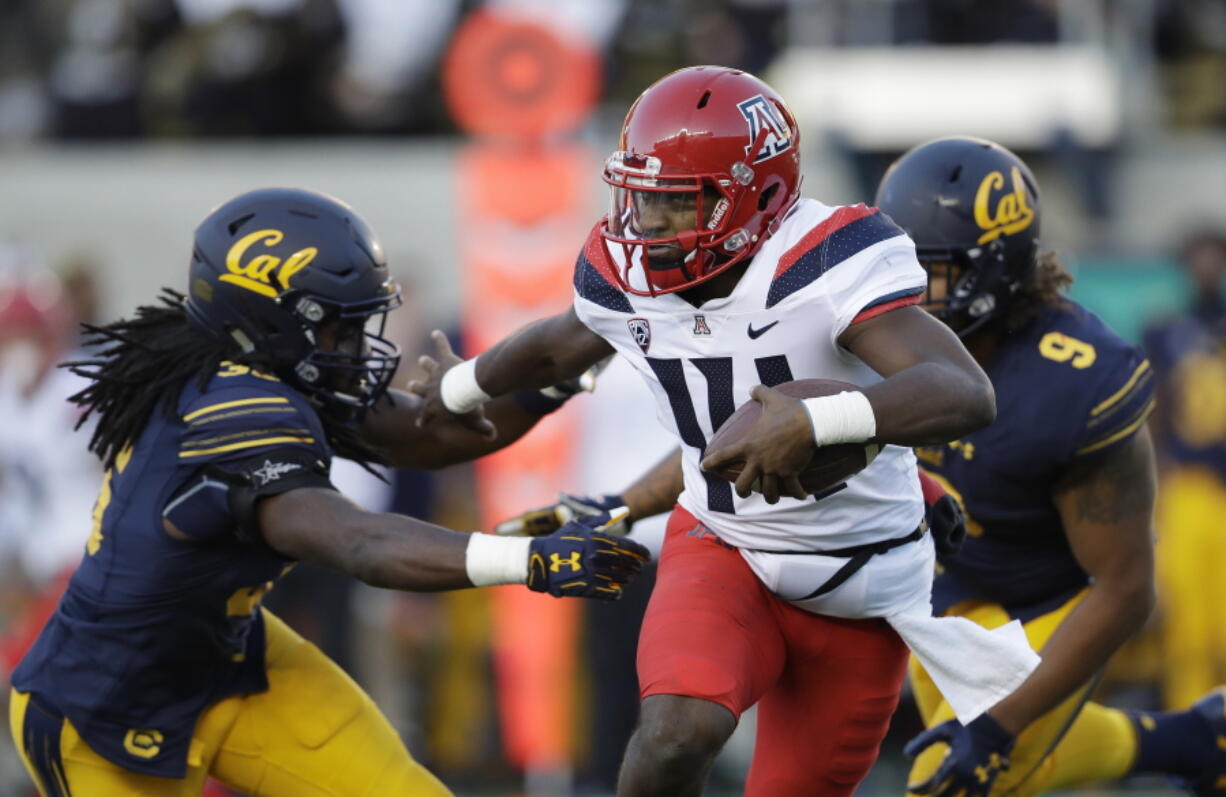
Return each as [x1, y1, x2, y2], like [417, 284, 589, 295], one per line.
[185, 188, 402, 414]
[875, 136, 1041, 337]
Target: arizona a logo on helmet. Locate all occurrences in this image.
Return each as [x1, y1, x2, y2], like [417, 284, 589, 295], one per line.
[737, 95, 792, 163]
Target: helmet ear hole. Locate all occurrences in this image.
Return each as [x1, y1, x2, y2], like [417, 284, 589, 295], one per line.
[758, 182, 780, 211]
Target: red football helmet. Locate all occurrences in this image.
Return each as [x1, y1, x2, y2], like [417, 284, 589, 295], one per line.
[602, 66, 802, 295]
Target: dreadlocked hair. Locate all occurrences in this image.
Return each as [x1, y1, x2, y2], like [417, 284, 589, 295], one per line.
[66, 288, 390, 473]
[1000, 251, 1074, 332]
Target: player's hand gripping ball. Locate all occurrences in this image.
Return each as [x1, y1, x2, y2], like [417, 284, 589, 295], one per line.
[704, 379, 880, 501]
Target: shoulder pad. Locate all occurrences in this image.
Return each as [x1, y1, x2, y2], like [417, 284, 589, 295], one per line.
[179, 381, 325, 466]
[574, 222, 634, 313]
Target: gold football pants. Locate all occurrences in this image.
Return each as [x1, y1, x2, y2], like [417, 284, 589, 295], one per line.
[9, 609, 450, 796]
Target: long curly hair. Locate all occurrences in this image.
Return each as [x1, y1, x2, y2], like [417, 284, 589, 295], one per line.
[999, 251, 1075, 332]
[66, 288, 387, 471]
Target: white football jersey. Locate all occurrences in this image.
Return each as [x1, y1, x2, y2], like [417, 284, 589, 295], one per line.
[573, 198, 927, 552]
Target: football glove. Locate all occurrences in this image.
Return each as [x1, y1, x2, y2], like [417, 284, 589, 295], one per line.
[494, 493, 632, 537]
[919, 471, 967, 555]
[526, 510, 649, 600]
[905, 714, 1015, 797]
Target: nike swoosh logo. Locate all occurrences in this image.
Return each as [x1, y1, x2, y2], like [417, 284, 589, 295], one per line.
[747, 320, 779, 339]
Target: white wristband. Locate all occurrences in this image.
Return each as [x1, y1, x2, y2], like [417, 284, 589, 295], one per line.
[440, 358, 491, 414]
[465, 533, 532, 587]
[802, 391, 877, 447]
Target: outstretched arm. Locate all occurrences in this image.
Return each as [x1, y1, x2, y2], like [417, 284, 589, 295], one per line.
[473, 307, 615, 395]
[361, 387, 572, 470]
[359, 330, 602, 470]
[258, 487, 649, 597]
[409, 308, 614, 432]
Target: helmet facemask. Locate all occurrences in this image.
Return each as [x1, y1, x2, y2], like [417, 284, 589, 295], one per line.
[602, 151, 756, 296]
[917, 240, 1017, 339]
[278, 288, 402, 418]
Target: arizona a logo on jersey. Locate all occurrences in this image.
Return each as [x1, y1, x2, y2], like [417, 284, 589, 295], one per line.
[737, 95, 792, 163]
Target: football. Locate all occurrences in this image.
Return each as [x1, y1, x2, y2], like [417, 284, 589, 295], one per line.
[707, 378, 881, 496]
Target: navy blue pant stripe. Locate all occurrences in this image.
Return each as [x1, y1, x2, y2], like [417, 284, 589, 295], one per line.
[22, 696, 69, 796]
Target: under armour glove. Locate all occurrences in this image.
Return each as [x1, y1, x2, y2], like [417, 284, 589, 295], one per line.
[919, 470, 967, 555]
[905, 713, 1015, 797]
[526, 511, 649, 599]
[494, 493, 631, 537]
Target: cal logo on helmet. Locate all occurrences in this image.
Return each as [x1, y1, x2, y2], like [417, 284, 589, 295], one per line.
[221, 229, 318, 298]
[973, 167, 1035, 245]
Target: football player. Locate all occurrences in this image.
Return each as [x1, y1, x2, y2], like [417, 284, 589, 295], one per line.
[877, 137, 1223, 797]
[5, 188, 649, 796]
[494, 136, 1226, 796]
[411, 67, 1038, 797]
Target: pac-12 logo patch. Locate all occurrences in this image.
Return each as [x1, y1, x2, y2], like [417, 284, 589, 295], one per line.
[627, 318, 651, 354]
[737, 94, 793, 163]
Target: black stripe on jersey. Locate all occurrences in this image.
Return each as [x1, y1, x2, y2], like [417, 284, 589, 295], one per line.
[647, 357, 735, 513]
[574, 253, 634, 314]
[766, 212, 906, 309]
[1086, 361, 1155, 430]
[1075, 396, 1157, 457]
[182, 427, 314, 449]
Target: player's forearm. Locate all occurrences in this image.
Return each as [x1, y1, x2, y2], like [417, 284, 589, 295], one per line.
[474, 312, 610, 396]
[986, 577, 1154, 736]
[360, 389, 562, 470]
[862, 362, 996, 446]
[621, 448, 684, 522]
[346, 515, 479, 591]
[398, 396, 557, 470]
[261, 489, 483, 590]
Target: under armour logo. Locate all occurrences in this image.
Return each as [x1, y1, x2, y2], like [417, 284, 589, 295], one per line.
[549, 552, 582, 573]
[693, 315, 712, 335]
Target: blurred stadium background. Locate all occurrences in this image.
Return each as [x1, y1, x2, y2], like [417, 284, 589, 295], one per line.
[1, 1, 1224, 795]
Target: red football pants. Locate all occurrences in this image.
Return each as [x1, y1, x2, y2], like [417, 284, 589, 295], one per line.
[637, 507, 909, 796]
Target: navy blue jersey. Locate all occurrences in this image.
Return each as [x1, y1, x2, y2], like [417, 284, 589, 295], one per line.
[12, 361, 335, 777]
[917, 301, 1155, 619]
[1142, 311, 1226, 477]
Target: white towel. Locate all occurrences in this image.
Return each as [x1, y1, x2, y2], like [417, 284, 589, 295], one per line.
[740, 535, 1040, 724]
[887, 605, 1040, 724]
